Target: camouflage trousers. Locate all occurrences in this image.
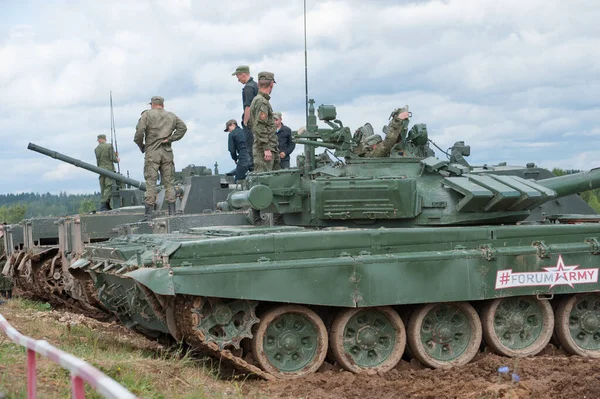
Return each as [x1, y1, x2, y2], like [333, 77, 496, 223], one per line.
[0, 274, 13, 291]
[144, 146, 176, 206]
[99, 176, 115, 203]
[253, 147, 281, 173]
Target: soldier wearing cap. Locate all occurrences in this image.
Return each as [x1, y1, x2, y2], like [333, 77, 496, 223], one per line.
[224, 119, 251, 185]
[134, 96, 187, 220]
[249, 71, 284, 225]
[274, 112, 295, 169]
[232, 65, 257, 170]
[94, 133, 120, 211]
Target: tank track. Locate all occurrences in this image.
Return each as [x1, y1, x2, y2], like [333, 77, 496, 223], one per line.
[174, 296, 276, 380]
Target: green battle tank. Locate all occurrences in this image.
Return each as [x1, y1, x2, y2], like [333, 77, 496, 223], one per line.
[5, 101, 600, 380]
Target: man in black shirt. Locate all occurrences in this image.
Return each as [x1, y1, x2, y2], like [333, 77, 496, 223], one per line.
[274, 112, 296, 169]
[232, 65, 257, 170]
[224, 119, 251, 185]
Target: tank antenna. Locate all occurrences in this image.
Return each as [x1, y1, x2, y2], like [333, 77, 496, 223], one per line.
[110, 91, 121, 173]
[303, 0, 309, 127]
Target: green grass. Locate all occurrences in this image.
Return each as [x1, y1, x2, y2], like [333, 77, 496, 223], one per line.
[0, 297, 259, 399]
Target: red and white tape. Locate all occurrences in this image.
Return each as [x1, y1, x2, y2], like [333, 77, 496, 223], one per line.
[0, 313, 138, 399]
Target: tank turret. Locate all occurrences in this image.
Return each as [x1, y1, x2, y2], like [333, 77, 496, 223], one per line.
[221, 100, 600, 227]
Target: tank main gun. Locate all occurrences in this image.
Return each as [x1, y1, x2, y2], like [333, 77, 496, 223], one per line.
[28, 142, 146, 191]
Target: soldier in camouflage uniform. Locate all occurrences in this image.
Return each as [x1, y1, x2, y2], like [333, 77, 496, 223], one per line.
[354, 107, 411, 158]
[249, 71, 284, 225]
[250, 71, 280, 172]
[94, 134, 120, 211]
[134, 96, 187, 220]
[0, 228, 13, 302]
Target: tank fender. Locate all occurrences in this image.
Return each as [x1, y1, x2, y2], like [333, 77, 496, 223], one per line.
[126, 267, 176, 296]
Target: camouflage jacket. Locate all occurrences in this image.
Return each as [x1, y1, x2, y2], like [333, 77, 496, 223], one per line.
[134, 108, 187, 154]
[249, 92, 278, 153]
[367, 115, 410, 158]
[94, 142, 118, 171]
[0, 237, 11, 291]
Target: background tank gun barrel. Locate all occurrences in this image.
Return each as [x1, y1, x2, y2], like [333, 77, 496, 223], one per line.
[27, 142, 147, 191]
[538, 168, 600, 198]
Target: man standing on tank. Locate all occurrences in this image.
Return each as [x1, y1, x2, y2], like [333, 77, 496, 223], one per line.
[249, 71, 284, 225]
[224, 119, 251, 186]
[274, 112, 295, 169]
[232, 65, 257, 171]
[134, 96, 187, 220]
[94, 134, 120, 211]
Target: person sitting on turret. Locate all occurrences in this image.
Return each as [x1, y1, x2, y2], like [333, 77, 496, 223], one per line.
[366, 107, 410, 158]
[352, 108, 410, 158]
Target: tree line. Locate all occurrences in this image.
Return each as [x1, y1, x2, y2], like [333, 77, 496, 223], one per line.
[0, 192, 99, 223]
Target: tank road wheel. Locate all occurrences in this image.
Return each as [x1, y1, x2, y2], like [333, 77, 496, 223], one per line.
[330, 306, 406, 373]
[251, 305, 328, 379]
[408, 302, 482, 369]
[481, 296, 554, 357]
[555, 294, 600, 357]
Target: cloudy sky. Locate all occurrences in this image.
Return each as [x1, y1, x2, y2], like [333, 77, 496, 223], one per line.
[0, 0, 598, 194]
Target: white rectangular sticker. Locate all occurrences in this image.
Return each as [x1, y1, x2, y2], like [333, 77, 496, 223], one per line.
[495, 255, 599, 290]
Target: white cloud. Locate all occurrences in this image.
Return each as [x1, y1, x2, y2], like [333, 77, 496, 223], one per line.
[0, 0, 598, 195]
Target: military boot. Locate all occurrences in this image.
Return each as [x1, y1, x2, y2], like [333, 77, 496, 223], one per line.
[140, 203, 154, 222]
[273, 213, 285, 226]
[250, 209, 262, 226]
[167, 202, 176, 216]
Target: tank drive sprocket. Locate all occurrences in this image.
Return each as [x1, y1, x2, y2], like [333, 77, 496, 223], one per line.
[175, 295, 275, 380]
[191, 297, 259, 350]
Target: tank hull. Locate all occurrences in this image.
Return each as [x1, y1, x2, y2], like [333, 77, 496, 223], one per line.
[60, 222, 600, 379]
[103, 224, 600, 306]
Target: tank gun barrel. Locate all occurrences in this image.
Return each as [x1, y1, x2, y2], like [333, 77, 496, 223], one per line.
[217, 185, 273, 211]
[539, 168, 600, 198]
[27, 142, 146, 191]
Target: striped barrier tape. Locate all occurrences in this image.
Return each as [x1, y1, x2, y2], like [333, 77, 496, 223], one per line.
[0, 312, 138, 399]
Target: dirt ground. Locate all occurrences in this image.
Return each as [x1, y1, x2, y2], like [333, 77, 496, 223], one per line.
[249, 352, 600, 399]
[2, 300, 600, 399]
